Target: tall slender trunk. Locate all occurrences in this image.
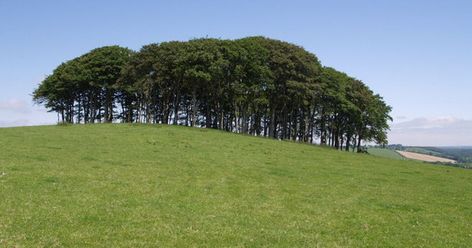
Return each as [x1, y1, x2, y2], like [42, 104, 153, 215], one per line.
[173, 92, 180, 125]
[205, 104, 211, 128]
[320, 109, 326, 145]
[77, 98, 82, 124]
[242, 109, 248, 134]
[107, 89, 114, 123]
[334, 130, 340, 149]
[269, 108, 276, 138]
[190, 92, 197, 127]
[345, 135, 351, 151]
[263, 117, 268, 137]
[357, 134, 362, 152]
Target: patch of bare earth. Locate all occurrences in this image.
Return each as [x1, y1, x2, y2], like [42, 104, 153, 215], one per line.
[396, 151, 457, 164]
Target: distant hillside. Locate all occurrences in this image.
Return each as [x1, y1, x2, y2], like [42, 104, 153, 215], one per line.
[397, 151, 457, 164]
[383, 145, 472, 168]
[426, 147, 472, 163]
[367, 147, 405, 160]
[1, 124, 472, 246]
[404, 147, 446, 157]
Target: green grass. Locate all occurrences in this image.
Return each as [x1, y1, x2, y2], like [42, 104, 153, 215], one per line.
[1, 124, 472, 247]
[368, 148, 405, 160]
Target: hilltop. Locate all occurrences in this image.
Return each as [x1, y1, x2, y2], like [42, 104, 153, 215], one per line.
[1, 124, 471, 246]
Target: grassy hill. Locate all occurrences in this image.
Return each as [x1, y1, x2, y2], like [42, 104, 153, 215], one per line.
[1, 124, 472, 247]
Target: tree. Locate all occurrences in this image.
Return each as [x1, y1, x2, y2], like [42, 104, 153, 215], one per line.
[34, 37, 392, 148]
[80, 46, 134, 123]
[34, 46, 133, 124]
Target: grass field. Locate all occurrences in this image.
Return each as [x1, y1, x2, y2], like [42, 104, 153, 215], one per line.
[367, 148, 405, 160]
[1, 124, 472, 247]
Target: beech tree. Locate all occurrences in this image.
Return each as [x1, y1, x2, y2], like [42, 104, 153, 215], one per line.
[34, 46, 133, 124]
[33, 37, 392, 149]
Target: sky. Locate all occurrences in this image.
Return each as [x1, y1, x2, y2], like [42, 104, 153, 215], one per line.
[0, 0, 471, 146]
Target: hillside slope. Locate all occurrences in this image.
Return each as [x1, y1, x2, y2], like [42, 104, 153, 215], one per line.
[1, 124, 471, 247]
[397, 150, 457, 163]
[368, 147, 405, 160]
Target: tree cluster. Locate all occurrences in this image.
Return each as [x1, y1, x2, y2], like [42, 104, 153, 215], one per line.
[33, 37, 392, 150]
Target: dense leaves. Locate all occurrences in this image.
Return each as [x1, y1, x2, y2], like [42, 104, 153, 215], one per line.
[33, 37, 391, 150]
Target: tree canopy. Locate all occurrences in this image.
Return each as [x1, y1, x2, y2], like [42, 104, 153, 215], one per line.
[33, 37, 392, 151]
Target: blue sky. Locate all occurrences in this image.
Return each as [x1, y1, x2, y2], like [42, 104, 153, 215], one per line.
[0, 0, 471, 145]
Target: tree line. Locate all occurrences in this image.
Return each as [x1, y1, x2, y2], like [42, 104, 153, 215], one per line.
[33, 36, 392, 151]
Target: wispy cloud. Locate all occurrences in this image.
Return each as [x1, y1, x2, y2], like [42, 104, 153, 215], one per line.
[0, 99, 31, 113]
[394, 115, 408, 121]
[0, 119, 31, 127]
[389, 117, 472, 146]
[0, 99, 56, 128]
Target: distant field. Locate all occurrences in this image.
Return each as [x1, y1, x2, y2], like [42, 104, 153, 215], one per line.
[404, 147, 445, 157]
[397, 151, 457, 163]
[1, 124, 472, 246]
[368, 148, 405, 160]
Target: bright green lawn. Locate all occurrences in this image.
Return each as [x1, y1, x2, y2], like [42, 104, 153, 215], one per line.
[1, 124, 472, 247]
[368, 148, 405, 160]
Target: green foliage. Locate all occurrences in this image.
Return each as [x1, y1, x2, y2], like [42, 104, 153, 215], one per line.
[33, 37, 391, 149]
[1, 124, 472, 246]
[33, 46, 134, 123]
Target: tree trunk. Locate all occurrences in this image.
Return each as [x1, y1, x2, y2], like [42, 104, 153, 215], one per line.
[173, 92, 180, 125]
[269, 109, 276, 138]
[205, 105, 211, 128]
[357, 134, 362, 152]
[190, 92, 197, 127]
[345, 135, 351, 151]
[320, 109, 326, 145]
